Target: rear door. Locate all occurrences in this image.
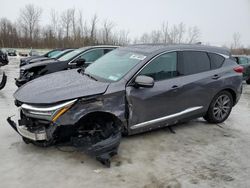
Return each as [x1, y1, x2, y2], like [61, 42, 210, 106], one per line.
[176, 51, 224, 111]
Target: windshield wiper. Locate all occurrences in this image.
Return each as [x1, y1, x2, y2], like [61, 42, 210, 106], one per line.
[84, 72, 98, 81]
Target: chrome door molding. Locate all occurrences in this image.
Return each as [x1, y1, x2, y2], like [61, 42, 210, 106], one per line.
[130, 106, 203, 130]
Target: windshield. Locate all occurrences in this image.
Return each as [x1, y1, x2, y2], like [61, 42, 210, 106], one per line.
[51, 50, 69, 59]
[58, 49, 83, 61]
[47, 50, 61, 58]
[85, 49, 147, 82]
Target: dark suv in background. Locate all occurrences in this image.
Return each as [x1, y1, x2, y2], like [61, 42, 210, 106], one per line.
[233, 55, 250, 84]
[20, 49, 74, 66]
[20, 48, 67, 67]
[15, 46, 117, 87]
[8, 44, 243, 167]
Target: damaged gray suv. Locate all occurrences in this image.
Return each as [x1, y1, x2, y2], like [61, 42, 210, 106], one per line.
[7, 44, 243, 167]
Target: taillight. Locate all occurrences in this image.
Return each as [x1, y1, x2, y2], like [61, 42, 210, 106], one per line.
[233, 66, 244, 73]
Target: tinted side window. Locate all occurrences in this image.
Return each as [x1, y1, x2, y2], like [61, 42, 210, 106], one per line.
[139, 52, 178, 81]
[208, 53, 225, 69]
[178, 51, 210, 75]
[238, 57, 248, 65]
[79, 49, 104, 62]
[104, 48, 114, 54]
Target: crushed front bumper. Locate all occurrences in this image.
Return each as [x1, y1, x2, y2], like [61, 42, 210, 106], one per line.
[7, 117, 47, 141]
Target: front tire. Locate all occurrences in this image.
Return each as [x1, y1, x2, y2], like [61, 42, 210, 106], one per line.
[204, 91, 233, 123]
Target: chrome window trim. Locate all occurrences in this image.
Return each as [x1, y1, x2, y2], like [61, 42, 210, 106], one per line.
[130, 106, 203, 130]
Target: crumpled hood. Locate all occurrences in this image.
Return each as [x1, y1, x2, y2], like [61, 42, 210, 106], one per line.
[14, 69, 110, 105]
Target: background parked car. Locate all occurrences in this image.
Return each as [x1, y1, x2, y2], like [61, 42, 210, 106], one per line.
[233, 55, 250, 84]
[15, 46, 117, 87]
[0, 49, 9, 66]
[19, 52, 29, 57]
[20, 48, 66, 67]
[7, 49, 17, 56]
[28, 50, 40, 57]
[22, 49, 74, 66]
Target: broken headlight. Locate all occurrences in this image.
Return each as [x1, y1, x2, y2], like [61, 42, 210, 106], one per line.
[21, 99, 77, 122]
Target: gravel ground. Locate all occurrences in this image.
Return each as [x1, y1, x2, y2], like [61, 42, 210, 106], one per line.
[0, 58, 250, 188]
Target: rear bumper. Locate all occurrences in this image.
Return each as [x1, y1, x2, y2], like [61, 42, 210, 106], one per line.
[7, 117, 47, 141]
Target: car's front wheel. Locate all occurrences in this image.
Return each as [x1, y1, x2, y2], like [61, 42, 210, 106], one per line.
[204, 91, 233, 123]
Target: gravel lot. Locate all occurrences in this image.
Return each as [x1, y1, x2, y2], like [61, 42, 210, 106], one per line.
[0, 58, 250, 188]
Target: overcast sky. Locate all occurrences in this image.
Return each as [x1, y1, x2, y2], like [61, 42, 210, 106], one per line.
[0, 0, 250, 47]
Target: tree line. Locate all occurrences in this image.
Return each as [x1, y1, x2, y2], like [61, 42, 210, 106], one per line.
[0, 4, 204, 49]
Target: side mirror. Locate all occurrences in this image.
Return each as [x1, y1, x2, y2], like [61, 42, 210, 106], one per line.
[134, 75, 154, 88]
[75, 59, 86, 67]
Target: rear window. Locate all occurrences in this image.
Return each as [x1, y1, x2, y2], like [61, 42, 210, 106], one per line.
[208, 53, 225, 69]
[178, 51, 210, 75]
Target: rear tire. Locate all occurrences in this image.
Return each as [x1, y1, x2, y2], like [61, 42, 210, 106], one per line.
[204, 91, 233, 123]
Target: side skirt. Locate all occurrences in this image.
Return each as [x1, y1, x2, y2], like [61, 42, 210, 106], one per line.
[130, 106, 203, 131]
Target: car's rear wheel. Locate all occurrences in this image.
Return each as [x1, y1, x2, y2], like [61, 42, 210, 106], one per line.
[204, 91, 233, 123]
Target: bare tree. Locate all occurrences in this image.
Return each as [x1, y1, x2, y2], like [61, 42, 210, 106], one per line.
[231, 32, 241, 49]
[90, 14, 98, 44]
[19, 4, 42, 41]
[187, 26, 200, 44]
[177, 22, 185, 43]
[101, 19, 115, 44]
[161, 22, 169, 43]
[61, 9, 74, 41]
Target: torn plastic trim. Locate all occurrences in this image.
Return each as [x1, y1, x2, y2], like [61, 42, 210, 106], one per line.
[72, 131, 121, 167]
[7, 116, 47, 141]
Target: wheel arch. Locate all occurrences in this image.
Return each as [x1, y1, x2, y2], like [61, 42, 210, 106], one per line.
[75, 111, 126, 132]
[214, 88, 237, 106]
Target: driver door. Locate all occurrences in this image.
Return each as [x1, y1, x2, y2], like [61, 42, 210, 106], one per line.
[126, 52, 186, 132]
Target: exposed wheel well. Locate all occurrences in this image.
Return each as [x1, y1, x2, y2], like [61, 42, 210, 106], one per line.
[76, 111, 124, 130]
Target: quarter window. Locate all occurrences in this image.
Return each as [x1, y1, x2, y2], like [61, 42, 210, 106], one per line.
[178, 51, 210, 75]
[139, 52, 178, 81]
[208, 53, 225, 69]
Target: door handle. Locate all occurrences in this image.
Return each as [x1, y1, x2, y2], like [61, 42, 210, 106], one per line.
[171, 85, 179, 89]
[171, 85, 179, 92]
[212, 74, 220, 80]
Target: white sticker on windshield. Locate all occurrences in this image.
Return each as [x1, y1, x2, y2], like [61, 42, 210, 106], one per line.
[108, 75, 119, 81]
[130, 54, 146, 61]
